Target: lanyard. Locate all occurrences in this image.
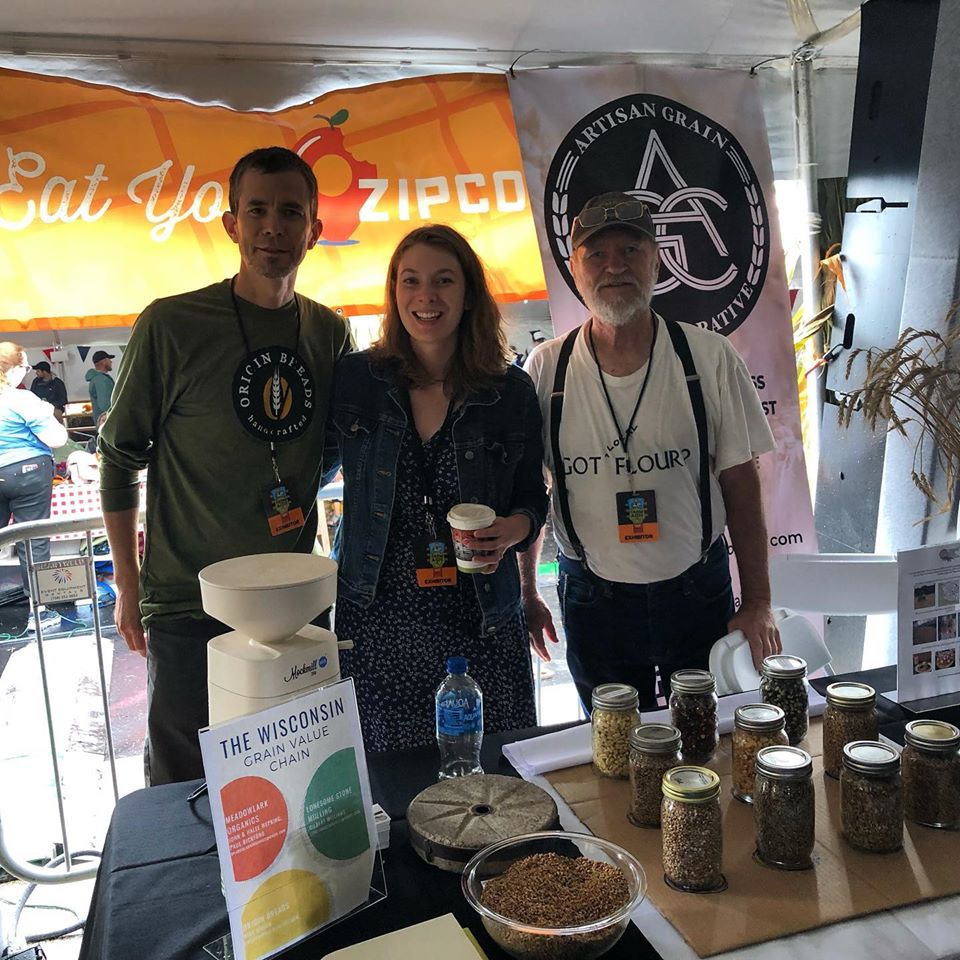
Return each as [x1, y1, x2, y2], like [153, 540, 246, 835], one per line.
[229, 277, 301, 482]
[587, 314, 659, 494]
[405, 391, 454, 538]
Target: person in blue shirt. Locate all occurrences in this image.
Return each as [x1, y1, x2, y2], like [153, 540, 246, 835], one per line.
[0, 342, 68, 630]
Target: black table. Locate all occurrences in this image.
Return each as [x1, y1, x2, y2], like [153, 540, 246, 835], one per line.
[78, 725, 656, 960]
[809, 665, 960, 743]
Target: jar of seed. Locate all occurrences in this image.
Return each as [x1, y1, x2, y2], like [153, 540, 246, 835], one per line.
[661, 766, 725, 892]
[591, 683, 641, 778]
[754, 745, 815, 870]
[732, 704, 788, 803]
[901, 719, 960, 829]
[840, 740, 903, 853]
[669, 669, 719, 764]
[822, 682, 879, 779]
[628, 723, 682, 827]
[760, 654, 809, 745]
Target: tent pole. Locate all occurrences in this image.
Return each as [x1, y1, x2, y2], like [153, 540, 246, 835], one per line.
[791, 43, 823, 503]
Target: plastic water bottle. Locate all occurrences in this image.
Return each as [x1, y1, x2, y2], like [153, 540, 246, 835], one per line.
[436, 656, 484, 779]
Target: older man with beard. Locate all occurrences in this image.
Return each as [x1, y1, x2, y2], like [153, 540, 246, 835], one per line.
[520, 191, 779, 711]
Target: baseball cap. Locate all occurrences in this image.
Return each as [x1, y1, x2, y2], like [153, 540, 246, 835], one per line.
[570, 191, 657, 248]
[92, 350, 115, 363]
[32, 361, 51, 373]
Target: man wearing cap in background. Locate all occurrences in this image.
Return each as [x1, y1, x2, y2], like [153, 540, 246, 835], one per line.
[520, 191, 780, 711]
[86, 350, 115, 424]
[30, 361, 68, 422]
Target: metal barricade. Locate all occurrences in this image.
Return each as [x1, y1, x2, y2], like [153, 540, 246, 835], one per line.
[0, 511, 142, 885]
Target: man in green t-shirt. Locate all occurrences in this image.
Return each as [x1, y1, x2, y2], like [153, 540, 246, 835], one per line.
[99, 147, 352, 786]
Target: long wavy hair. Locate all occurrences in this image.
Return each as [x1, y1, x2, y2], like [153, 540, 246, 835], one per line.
[371, 225, 510, 398]
[0, 342, 26, 391]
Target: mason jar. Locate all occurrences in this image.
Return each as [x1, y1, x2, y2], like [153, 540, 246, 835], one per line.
[732, 704, 788, 803]
[840, 741, 903, 853]
[669, 669, 719, 765]
[754, 745, 815, 870]
[822, 682, 879, 779]
[628, 723, 682, 827]
[591, 683, 640, 779]
[901, 719, 960, 829]
[759, 654, 809, 745]
[661, 766, 725, 892]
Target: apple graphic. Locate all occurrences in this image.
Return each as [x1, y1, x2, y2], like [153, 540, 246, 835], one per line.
[294, 109, 378, 245]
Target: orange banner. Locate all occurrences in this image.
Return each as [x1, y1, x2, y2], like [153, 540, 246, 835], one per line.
[0, 68, 546, 331]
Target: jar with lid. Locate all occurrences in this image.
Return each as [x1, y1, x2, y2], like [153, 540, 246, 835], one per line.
[628, 724, 682, 827]
[759, 654, 809, 745]
[669, 669, 719, 764]
[840, 740, 903, 853]
[591, 683, 640, 778]
[732, 704, 788, 803]
[822, 682, 879, 779]
[661, 766, 725, 892]
[901, 719, 960, 829]
[754, 745, 815, 870]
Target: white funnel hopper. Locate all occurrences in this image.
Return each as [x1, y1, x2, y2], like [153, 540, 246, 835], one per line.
[199, 553, 337, 642]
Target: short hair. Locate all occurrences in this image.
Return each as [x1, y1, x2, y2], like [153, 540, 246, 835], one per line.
[372, 225, 510, 397]
[228, 147, 318, 221]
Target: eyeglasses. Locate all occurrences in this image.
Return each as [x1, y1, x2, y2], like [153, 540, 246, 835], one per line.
[574, 200, 650, 231]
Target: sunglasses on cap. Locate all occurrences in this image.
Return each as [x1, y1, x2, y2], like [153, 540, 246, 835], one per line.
[573, 199, 650, 231]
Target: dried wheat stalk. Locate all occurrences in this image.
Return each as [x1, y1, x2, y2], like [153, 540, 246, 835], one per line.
[838, 310, 960, 517]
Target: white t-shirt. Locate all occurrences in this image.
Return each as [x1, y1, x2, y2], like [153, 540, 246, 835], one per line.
[524, 318, 775, 583]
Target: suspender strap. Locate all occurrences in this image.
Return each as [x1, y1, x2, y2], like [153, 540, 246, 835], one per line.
[550, 326, 586, 563]
[663, 318, 712, 557]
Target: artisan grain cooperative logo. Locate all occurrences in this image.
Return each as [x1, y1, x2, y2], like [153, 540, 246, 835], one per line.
[545, 94, 770, 336]
[232, 347, 314, 442]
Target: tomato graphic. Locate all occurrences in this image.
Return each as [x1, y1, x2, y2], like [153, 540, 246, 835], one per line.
[294, 109, 377, 245]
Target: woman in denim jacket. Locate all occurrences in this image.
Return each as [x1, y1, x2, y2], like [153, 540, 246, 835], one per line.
[327, 225, 548, 752]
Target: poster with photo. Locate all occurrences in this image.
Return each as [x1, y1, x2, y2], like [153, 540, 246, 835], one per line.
[898, 542, 960, 704]
[199, 679, 376, 960]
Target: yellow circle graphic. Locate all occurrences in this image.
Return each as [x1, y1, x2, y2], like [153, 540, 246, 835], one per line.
[241, 869, 330, 959]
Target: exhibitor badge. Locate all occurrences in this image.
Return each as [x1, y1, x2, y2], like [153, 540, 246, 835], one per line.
[544, 93, 770, 337]
[232, 346, 314, 443]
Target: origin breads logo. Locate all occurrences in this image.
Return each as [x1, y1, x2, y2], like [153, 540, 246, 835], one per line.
[546, 94, 770, 336]
[232, 346, 315, 442]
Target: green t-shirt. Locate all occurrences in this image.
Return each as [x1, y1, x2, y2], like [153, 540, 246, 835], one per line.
[99, 280, 351, 625]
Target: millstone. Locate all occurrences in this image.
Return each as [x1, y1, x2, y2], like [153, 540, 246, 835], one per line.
[406, 774, 559, 872]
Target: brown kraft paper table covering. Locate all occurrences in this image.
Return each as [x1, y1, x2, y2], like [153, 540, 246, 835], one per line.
[544, 719, 960, 957]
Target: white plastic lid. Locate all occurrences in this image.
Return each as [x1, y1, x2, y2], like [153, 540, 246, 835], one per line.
[446, 503, 496, 530]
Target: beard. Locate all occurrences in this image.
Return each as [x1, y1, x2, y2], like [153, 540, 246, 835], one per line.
[581, 280, 652, 327]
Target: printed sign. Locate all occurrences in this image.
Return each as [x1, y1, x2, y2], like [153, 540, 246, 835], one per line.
[897, 541, 960, 704]
[33, 557, 91, 604]
[199, 679, 377, 960]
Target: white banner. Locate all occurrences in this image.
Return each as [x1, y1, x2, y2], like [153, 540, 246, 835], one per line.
[508, 65, 816, 589]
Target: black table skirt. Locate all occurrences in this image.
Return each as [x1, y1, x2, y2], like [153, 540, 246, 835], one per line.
[78, 724, 656, 960]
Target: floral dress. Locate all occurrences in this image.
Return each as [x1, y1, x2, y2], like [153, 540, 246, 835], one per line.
[335, 404, 536, 753]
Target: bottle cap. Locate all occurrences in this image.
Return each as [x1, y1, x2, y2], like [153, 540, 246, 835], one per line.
[669, 669, 716, 695]
[661, 766, 721, 803]
[825, 681, 876, 709]
[761, 654, 807, 679]
[756, 744, 813, 779]
[591, 683, 639, 711]
[630, 723, 681, 753]
[842, 740, 900, 776]
[904, 719, 960, 751]
[447, 656, 468, 674]
[734, 703, 786, 732]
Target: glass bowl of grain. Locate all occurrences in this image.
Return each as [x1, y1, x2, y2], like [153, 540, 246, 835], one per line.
[461, 831, 646, 960]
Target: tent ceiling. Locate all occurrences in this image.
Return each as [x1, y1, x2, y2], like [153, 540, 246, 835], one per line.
[3, 0, 863, 63]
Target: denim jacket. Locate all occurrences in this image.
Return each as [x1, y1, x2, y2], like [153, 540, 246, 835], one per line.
[324, 350, 548, 636]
